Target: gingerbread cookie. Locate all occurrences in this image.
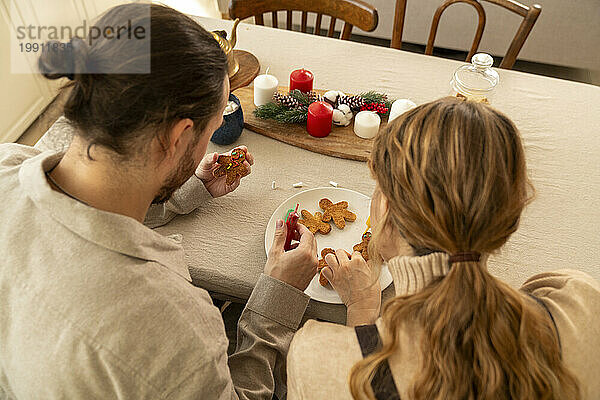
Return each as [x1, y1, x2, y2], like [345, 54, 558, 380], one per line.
[317, 248, 351, 288]
[319, 271, 330, 287]
[317, 248, 335, 288]
[213, 147, 249, 185]
[353, 231, 372, 260]
[319, 198, 356, 229]
[317, 248, 336, 271]
[299, 210, 331, 235]
[456, 92, 489, 104]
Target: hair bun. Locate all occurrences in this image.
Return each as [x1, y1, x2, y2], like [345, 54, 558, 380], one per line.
[38, 37, 88, 80]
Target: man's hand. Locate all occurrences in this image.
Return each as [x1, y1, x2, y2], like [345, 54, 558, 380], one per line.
[264, 220, 318, 291]
[321, 250, 381, 326]
[195, 146, 254, 198]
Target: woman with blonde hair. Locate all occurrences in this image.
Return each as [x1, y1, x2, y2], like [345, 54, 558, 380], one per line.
[287, 96, 599, 399]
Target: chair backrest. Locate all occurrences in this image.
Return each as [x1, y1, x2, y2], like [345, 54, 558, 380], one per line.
[391, 0, 541, 69]
[229, 0, 378, 40]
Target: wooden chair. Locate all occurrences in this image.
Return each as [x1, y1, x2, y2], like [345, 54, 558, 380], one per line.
[229, 0, 378, 40]
[391, 0, 541, 69]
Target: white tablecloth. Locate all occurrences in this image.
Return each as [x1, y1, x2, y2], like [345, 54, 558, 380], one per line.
[44, 17, 600, 323]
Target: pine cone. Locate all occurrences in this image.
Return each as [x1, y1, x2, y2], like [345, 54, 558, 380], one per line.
[307, 91, 323, 104]
[273, 92, 301, 108]
[339, 95, 365, 112]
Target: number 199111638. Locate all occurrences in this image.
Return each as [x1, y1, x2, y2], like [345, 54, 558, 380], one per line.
[19, 42, 72, 53]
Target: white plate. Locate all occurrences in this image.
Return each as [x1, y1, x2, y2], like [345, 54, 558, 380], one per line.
[265, 187, 393, 304]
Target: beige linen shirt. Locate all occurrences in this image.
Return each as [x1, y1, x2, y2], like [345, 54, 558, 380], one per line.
[288, 252, 600, 399]
[0, 143, 310, 399]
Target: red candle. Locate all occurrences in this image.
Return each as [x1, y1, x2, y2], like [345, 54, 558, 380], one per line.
[307, 101, 333, 138]
[289, 68, 314, 93]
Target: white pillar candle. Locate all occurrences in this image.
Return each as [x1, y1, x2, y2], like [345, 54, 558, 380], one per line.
[354, 111, 381, 139]
[388, 99, 417, 122]
[253, 74, 279, 106]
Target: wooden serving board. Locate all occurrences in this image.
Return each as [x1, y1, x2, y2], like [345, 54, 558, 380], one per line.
[233, 86, 387, 162]
[229, 50, 260, 92]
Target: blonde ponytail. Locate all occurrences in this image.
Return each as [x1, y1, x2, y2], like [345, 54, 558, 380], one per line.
[352, 97, 580, 399]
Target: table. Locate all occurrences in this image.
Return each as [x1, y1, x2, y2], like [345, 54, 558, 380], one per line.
[43, 16, 600, 324]
[159, 16, 600, 323]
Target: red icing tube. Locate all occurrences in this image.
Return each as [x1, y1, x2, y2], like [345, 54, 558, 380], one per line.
[284, 204, 299, 251]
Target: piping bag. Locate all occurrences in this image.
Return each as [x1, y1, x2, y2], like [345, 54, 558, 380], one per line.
[284, 204, 300, 251]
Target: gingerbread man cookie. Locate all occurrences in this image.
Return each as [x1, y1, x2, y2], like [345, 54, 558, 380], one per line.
[317, 248, 350, 288]
[318, 248, 335, 287]
[318, 248, 336, 271]
[213, 147, 250, 185]
[299, 210, 331, 235]
[319, 271, 330, 287]
[319, 198, 357, 229]
[353, 231, 372, 260]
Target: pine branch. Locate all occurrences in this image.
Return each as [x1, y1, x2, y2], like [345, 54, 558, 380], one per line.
[254, 102, 289, 119]
[274, 106, 308, 123]
[254, 103, 308, 123]
[288, 89, 311, 105]
[359, 91, 388, 104]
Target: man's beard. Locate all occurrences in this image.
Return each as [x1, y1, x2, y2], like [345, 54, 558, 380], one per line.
[152, 143, 198, 205]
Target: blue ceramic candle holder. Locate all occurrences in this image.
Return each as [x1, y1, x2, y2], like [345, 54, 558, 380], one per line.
[210, 93, 244, 145]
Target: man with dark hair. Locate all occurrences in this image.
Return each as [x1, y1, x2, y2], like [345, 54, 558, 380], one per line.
[0, 4, 318, 399]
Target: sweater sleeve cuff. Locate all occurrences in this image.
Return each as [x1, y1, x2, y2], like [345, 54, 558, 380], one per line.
[166, 176, 213, 214]
[246, 274, 310, 330]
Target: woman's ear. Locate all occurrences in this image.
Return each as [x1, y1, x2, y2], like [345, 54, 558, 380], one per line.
[372, 186, 414, 261]
[371, 185, 389, 226]
[378, 191, 389, 218]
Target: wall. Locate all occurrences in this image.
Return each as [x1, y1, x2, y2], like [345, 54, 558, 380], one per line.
[0, 0, 127, 143]
[219, 0, 600, 70]
[365, 0, 599, 70]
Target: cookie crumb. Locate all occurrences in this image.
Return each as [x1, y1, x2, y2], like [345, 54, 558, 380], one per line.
[329, 181, 338, 187]
[292, 182, 303, 188]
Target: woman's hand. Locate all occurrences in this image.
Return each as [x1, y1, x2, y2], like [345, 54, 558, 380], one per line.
[322, 250, 381, 326]
[195, 145, 254, 198]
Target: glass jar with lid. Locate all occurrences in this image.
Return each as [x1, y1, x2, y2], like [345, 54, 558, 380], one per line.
[450, 53, 499, 103]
